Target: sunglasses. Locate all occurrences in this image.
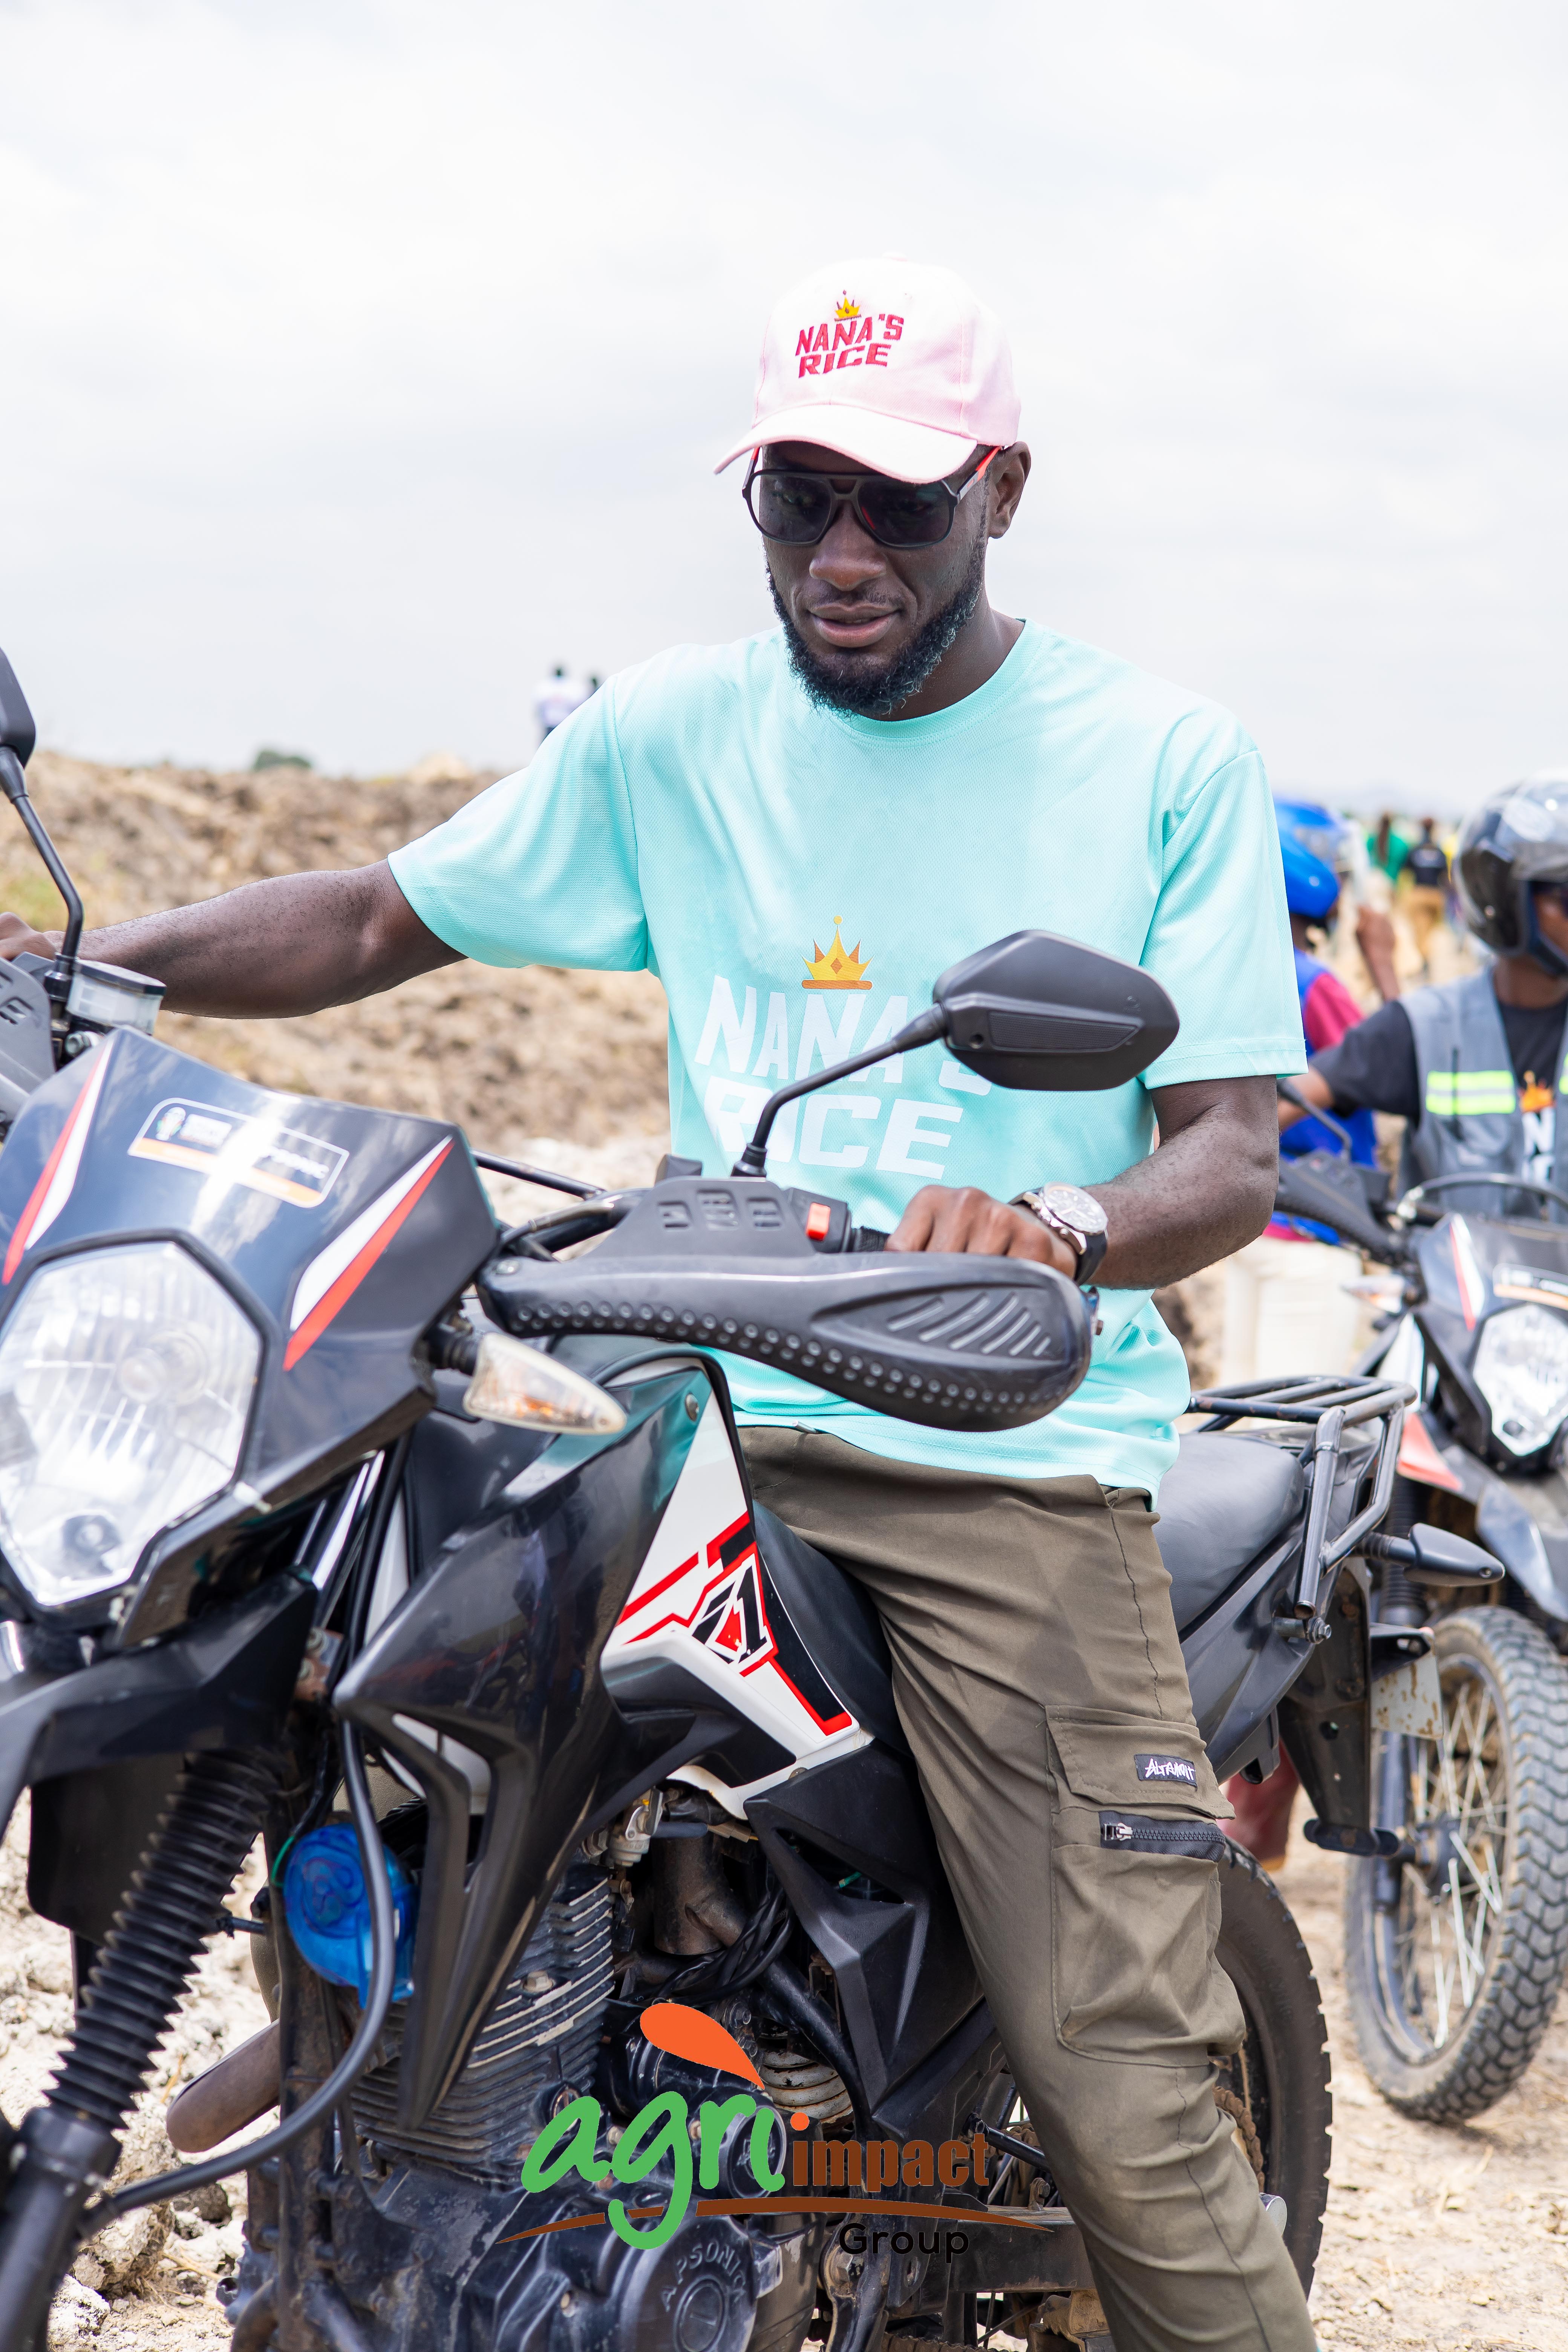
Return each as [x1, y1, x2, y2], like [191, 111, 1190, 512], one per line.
[743, 447, 999, 550]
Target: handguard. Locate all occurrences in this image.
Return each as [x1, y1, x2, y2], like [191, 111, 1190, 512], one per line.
[477, 1177, 1093, 1433]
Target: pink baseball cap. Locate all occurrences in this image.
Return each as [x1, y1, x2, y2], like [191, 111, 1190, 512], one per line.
[715, 256, 1021, 485]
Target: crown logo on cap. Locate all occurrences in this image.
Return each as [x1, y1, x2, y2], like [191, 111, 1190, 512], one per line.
[833, 293, 861, 322]
[802, 918, 873, 991]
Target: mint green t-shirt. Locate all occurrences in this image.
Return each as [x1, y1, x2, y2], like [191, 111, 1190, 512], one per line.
[389, 623, 1303, 1497]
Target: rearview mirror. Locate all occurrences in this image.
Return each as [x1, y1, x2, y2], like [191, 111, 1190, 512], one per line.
[0, 648, 37, 770]
[936, 931, 1179, 1091]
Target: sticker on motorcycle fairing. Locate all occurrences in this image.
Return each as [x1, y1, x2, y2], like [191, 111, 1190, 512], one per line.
[130, 1098, 348, 1208]
[689, 1554, 775, 1669]
[1135, 1753, 1198, 1786]
[1493, 1263, 1568, 1312]
[602, 1393, 861, 1784]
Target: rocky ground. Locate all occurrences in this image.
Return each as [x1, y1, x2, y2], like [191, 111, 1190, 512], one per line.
[1282, 1832, 1568, 2351]
[0, 753, 1552, 2346]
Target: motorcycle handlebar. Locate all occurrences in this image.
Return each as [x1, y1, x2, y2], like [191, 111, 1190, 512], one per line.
[478, 1176, 1093, 1434]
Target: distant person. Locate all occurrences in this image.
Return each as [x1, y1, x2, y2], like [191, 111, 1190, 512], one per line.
[1404, 815, 1452, 974]
[533, 664, 590, 741]
[1283, 778, 1568, 1212]
[1368, 810, 1411, 882]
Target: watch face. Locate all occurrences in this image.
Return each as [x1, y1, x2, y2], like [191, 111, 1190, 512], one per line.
[1040, 1182, 1108, 1236]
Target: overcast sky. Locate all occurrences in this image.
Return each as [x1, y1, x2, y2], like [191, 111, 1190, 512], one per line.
[5, 0, 1568, 812]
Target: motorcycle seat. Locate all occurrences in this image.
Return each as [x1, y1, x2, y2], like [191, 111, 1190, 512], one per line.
[752, 1505, 912, 1757]
[1155, 1432, 1306, 1632]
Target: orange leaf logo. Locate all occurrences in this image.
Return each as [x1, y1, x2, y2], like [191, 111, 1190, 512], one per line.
[639, 2000, 764, 2089]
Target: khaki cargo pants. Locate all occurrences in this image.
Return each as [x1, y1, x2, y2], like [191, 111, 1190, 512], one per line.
[742, 1429, 1315, 2352]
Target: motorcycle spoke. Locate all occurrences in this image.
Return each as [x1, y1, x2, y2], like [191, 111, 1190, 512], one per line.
[1383, 1661, 1511, 2056]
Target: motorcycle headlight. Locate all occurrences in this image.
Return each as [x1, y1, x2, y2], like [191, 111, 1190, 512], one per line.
[0, 1242, 260, 1608]
[1473, 1303, 1568, 1458]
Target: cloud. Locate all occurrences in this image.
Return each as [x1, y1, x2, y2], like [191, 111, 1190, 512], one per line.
[3, 0, 1566, 805]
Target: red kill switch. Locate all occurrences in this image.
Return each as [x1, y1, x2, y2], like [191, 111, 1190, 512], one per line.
[805, 1202, 832, 1241]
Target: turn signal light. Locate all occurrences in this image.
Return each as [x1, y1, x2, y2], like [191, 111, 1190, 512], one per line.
[463, 1333, 626, 1435]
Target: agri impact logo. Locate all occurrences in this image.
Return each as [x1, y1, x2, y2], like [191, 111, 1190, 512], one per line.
[514, 2000, 1010, 2258]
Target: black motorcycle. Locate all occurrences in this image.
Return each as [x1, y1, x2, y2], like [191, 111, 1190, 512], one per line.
[1275, 1131, 1568, 2126]
[0, 646, 1498, 2351]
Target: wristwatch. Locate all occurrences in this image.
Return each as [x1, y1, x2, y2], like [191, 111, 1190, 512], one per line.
[1012, 1182, 1109, 1286]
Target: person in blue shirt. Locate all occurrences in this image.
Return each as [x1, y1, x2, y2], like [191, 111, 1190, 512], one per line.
[1288, 828, 1382, 1185]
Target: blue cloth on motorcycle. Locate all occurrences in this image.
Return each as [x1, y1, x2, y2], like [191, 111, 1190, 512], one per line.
[388, 623, 1304, 1497]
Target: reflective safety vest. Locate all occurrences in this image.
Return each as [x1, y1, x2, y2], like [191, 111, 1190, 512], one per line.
[1401, 971, 1568, 1219]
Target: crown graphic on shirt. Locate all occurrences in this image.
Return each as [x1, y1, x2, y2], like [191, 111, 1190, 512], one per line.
[802, 918, 873, 991]
[833, 293, 861, 322]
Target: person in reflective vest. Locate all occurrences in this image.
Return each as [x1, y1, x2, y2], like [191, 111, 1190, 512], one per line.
[1282, 776, 1568, 1221]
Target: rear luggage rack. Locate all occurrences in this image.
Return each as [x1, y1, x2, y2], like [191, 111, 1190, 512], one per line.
[1188, 1374, 1415, 1623]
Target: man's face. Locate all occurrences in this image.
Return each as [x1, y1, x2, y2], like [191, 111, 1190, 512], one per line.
[759, 441, 1029, 717]
[1534, 884, 1568, 964]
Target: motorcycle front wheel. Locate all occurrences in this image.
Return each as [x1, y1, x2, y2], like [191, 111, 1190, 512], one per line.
[1344, 1607, 1568, 2123]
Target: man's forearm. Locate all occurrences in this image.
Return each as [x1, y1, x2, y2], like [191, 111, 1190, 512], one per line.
[890, 1075, 1279, 1290]
[1086, 1075, 1278, 1289]
[0, 863, 458, 1018]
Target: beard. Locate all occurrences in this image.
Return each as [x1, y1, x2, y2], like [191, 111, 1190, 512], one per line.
[768, 526, 988, 719]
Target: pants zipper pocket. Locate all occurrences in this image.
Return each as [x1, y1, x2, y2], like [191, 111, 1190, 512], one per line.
[1099, 1812, 1227, 1859]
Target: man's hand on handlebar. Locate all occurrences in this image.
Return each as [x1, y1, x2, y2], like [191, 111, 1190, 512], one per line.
[0, 913, 59, 961]
[887, 1185, 1076, 1276]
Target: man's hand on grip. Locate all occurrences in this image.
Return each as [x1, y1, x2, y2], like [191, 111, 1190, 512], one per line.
[888, 1184, 1076, 1276]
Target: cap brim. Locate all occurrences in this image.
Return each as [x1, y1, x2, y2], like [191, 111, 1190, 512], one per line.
[714, 404, 978, 483]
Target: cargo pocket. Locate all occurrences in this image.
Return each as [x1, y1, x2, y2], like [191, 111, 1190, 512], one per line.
[1046, 1709, 1244, 2066]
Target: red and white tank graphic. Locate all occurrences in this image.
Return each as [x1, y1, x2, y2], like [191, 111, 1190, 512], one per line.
[601, 1392, 867, 1798]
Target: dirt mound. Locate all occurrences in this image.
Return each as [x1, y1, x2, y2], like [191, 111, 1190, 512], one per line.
[9, 751, 671, 1161]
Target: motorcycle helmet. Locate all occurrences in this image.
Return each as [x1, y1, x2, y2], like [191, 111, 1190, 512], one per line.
[1274, 795, 1353, 885]
[1454, 774, 1568, 976]
[1276, 813, 1341, 923]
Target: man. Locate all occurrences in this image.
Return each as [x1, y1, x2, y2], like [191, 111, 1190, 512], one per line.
[1367, 811, 1410, 884]
[1281, 777, 1568, 1213]
[1402, 815, 1452, 975]
[0, 260, 1310, 2349]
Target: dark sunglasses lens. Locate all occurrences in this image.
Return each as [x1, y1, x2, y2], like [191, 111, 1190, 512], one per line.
[856, 478, 954, 547]
[750, 472, 835, 543]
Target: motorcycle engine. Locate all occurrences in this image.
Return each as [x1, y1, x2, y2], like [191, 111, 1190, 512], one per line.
[352, 1863, 614, 2181]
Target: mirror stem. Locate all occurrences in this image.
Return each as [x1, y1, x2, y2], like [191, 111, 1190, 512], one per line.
[0, 749, 84, 977]
[731, 1006, 947, 1178]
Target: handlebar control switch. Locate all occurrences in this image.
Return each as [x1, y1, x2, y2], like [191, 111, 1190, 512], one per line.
[784, 1188, 851, 1252]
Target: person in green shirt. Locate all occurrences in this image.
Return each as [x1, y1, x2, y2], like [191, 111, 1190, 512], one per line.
[0, 259, 1313, 2351]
